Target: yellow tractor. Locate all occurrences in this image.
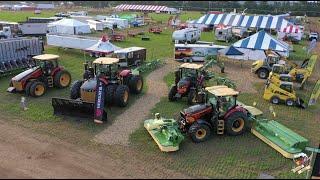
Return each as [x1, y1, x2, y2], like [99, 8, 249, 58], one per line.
[263, 81, 306, 108]
[267, 55, 318, 88]
[251, 51, 280, 79]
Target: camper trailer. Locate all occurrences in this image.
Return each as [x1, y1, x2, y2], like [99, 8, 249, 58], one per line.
[172, 28, 201, 43]
[113, 47, 146, 67]
[87, 20, 104, 31]
[215, 26, 233, 43]
[174, 43, 227, 62]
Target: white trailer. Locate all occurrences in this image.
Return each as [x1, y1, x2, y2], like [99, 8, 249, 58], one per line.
[18, 22, 49, 36]
[174, 43, 227, 62]
[172, 28, 201, 43]
[98, 17, 129, 29]
[46, 34, 99, 50]
[86, 20, 104, 31]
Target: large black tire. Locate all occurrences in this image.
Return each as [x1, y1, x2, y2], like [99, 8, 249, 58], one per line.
[257, 68, 269, 79]
[188, 123, 211, 143]
[225, 112, 248, 136]
[271, 96, 280, 104]
[114, 85, 130, 107]
[129, 75, 143, 94]
[187, 89, 197, 105]
[105, 84, 117, 105]
[29, 81, 47, 97]
[25, 81, 33, 96]
[70, 80, 83, 99]
[168, 85, 178, 101]
[54, 70, 72, 88]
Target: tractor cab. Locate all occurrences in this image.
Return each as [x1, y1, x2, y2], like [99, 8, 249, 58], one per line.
[279, 81, 294, 93]
[269, 64, 293, 83]
[92, 58, 120, 80]
[265, 53, 280, 68]
[175, 63, 204, 85]
[33, 54, 60, 75]
[205, 86, 239, 116]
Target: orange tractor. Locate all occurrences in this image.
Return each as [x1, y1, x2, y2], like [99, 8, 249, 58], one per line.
[7, 54, 71, 97]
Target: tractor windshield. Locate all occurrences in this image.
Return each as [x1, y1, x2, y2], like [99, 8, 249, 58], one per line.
[217, 95, 236, 114]
[96, 64, 118, 78]
[37, 60, 57, 73]
[182, 68, 197, 78]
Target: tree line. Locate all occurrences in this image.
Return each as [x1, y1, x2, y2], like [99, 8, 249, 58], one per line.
[71, 1, 320, 17]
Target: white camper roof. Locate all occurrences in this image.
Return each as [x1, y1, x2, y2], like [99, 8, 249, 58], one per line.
[114, 47, 145, 53]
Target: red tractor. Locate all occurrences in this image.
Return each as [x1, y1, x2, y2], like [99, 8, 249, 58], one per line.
[169, 63, 210, 105]
[7, 54, 71, 97]
[178, 86, 253, 143]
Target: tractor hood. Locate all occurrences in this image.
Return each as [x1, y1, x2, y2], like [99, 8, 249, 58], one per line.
[81, 78, 97, 91]
[182, 104, 211, 115]
[12, 66, 40, 81]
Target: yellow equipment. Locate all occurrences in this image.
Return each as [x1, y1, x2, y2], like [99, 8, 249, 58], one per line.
[263, 81, 306, 108]
[251, 51, 281, 79]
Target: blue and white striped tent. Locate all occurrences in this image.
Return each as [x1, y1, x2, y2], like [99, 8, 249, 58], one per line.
[195, 13, 291, 31]
[233, 30, 289, 52]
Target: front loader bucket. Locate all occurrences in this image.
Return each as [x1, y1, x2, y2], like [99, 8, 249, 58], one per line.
[251, 119, 309, 159]
[144, 115, 184, 152]
[52, 97, 95, 119]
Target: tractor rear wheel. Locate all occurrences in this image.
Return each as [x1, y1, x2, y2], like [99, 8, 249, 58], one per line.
[168, 85, 178, 101]
[70, 80, 83, 99]
[189, 123, 211, 143]
[114, 85, 129, 107]
[257, 68, 269, 79]
[29, 81, 46, 97]
[25, 81, 33, 96]
[129, 75, 143, 94]
[187, 89, 197, 105]
[54, 70, 71, 88]
[225, 112, 248, 136]
[271, 96, 280, 104]
[105, 84, 117, 105]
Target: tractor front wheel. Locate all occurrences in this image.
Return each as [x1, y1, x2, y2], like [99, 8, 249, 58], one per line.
[168, 85, 178, 101]
[114, 85, 129, 107]
[29, 81, 47, 97]
[105, 84, 117, 105]
[129, 75, 143, 94]
[70, 80, 83, 99]
[54, 70, 71, 88]
[189, 123, 211, 143]
[25, 81, 34, 96]
[257, 68, 269, 79]
[225, 112, 248, 136]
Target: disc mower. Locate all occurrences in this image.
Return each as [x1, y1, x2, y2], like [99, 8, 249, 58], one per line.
[7, 54, 71, 97]
[52, 57, 143, 124]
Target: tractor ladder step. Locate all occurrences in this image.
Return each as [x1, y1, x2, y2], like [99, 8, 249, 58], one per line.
[47, 76, 54, 87]
[217, 119, 224, 135]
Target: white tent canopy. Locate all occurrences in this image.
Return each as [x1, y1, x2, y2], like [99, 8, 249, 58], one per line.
[85, 36, 121, 55]
[48, 18, 91, 35]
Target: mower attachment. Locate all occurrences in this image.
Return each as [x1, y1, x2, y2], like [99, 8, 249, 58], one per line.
[52, 97, 95, 119]
[251, 119, 309, 159]
[144, 113, 184, 152]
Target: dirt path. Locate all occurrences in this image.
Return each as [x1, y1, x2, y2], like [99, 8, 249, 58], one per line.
[94, 61, 176, 146]
[210, 60, 264, 93]
[0, 116, 189, 179]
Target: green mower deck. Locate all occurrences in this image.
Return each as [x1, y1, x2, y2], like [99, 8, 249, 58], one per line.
[251, 119, 309, 159]
[144, 116, 184, 152]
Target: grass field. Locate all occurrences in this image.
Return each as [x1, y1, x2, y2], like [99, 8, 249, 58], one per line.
[0, 10, 319, 179]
